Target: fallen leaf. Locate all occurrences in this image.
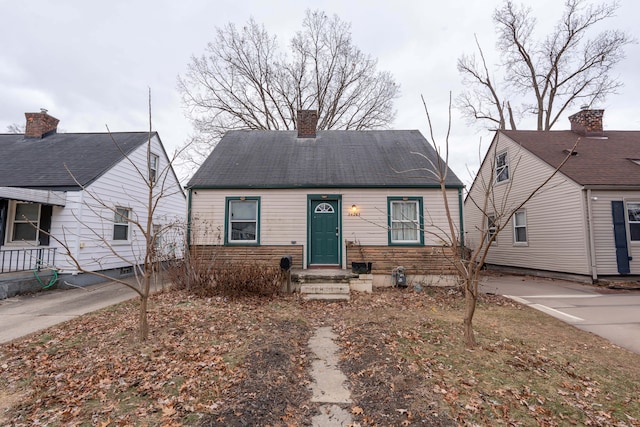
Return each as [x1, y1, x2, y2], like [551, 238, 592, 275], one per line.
[351, 406, 364, 415]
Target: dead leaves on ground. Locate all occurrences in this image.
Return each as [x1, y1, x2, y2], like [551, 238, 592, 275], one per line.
[1, 287, 639, 426]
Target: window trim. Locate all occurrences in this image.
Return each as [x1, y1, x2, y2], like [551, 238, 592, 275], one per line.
[149, 153, 159, 182]
[6, 201, 41, 244]
[387, 197, 424, 246]
[495, 150, 509, 183]
[113, 207, 131, 242]
[224, 196, 260, 245]
[513, 209, 528, 246]
[486, 213, 497, 245]
[626, 200, 640, 243]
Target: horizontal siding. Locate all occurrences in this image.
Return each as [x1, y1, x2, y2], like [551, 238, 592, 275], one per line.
[49, 136, 186, 273]
[190, 245, 304, 269]
[346, 245, 458, 275]
[590, 190, 640, 275]
[465, 134, 590, 275]
[190, 187, 462, 268]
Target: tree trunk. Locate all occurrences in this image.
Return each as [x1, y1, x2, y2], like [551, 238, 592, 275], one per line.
[463, 276, 478, 347]
[139, 294, 149, 341]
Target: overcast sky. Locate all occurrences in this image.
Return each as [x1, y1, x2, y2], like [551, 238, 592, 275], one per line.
[1, 0, 638, 184]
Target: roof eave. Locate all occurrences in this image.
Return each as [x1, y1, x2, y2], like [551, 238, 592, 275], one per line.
[187, 183, 464, 190]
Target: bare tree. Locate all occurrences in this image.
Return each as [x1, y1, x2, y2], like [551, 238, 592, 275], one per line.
[41, 92, 185, 340]
[457, 0, 633, 131]
[418, 94, 577, 347]
[6, 123, 25, 133]
[178, 9, 399, 165]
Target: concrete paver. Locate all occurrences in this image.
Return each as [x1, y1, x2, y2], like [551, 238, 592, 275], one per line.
[308, 326, 353, 426]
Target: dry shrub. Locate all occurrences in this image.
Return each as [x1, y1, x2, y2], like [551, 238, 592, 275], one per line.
[167, 257, 282, 298]
[165, 253, 214, 292]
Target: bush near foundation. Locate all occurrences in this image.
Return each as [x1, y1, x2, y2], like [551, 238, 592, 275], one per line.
[167, 258, 282, 298]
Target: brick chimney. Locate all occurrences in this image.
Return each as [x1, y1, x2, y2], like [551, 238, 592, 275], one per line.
[25, 109, 59, 138]
[297, 109, 318, 138]
[568, 108, 604, 137]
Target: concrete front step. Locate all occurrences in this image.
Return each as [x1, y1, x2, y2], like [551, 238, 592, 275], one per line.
[292, 269, 358, 284]
[303, 293, 350, 301]
[300, 283, 350, 301]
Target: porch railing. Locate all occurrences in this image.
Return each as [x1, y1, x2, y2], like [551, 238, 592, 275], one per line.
[0, 248, 57, 274]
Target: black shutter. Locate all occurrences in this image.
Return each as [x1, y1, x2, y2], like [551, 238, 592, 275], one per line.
[39, 205, 53, 246]
[611, 201, 630, 275]
[0, 200, 7, 247]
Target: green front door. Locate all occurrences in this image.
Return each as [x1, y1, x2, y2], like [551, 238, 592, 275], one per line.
[310, 200, 340, 265]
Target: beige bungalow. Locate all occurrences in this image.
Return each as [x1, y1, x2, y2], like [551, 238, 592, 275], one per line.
[186, 110, 465, 287]
[464, 108, 640, 282]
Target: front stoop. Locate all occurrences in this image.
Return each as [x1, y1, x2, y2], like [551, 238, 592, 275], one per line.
[349, 273, 373, 293]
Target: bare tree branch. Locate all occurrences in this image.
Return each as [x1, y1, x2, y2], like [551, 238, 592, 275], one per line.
[177, 9, 399, 167]
[457, 0, 634, 131]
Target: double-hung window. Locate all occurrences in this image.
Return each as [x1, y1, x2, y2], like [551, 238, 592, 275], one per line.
[388, 197, 423, 245]
[226, 197, 260, 244]
[10, 202, 40, 242]
[113, 207, 131, 241]
[627, 202, 640, 241]
[495, 151, 509, 183]
[487, 214, 497, 243]
[149, 153, 159, 182]
[513, 210, 527, 244]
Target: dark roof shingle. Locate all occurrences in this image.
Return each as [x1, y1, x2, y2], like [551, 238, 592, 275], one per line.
[187, 130, 463, 189]
[0, 132, 152, 189]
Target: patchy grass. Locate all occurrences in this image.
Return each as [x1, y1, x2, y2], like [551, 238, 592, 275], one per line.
[1, 284, 639, 426]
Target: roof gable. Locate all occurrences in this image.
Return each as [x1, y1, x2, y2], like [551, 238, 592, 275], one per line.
[501, 130, 640, 187]
[187, 130, 464, 189]
[0, 132, 152, 189]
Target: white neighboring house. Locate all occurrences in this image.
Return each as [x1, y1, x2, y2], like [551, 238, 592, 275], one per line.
[0, 110, 186, 295]
[464, 108, 640, 282]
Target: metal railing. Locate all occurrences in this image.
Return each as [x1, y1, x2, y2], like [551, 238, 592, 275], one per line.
[0, 248, 57, 274]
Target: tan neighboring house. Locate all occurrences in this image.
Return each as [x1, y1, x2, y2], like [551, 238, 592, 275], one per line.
[464, 108, 640, 282]
[186, 110, 465, 286]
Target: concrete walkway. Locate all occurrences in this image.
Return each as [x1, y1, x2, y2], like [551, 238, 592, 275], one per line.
[308, 326, 353, 427]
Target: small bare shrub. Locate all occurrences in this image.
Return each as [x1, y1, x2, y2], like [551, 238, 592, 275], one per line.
[211, 261, 282, 298]
[167, 257, 282, 298]
[165, 250, 215, 292]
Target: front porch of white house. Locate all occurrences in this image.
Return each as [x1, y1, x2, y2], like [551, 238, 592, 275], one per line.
[0, 247, 59, 299]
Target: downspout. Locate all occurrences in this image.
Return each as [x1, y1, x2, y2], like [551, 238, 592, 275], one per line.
[72, 189, 86, 275]
[585, 188, 598, 282]
[458, 187, 465, 248]
[186, 188, 192, 247]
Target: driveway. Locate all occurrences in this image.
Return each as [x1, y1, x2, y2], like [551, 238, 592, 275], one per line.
[0, 280, 142, 344]
[480, 273, 640, 354]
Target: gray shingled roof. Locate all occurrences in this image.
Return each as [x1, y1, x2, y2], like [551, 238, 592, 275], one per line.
[0, 132, 152, 190]
[501, 130, 640, 187]
[187, 130, 464, 189]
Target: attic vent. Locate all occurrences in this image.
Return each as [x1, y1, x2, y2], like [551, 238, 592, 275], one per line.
[562, 149, 578, 156]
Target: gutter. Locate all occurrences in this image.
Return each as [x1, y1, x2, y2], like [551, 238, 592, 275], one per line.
[582, 185, 640, 191]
